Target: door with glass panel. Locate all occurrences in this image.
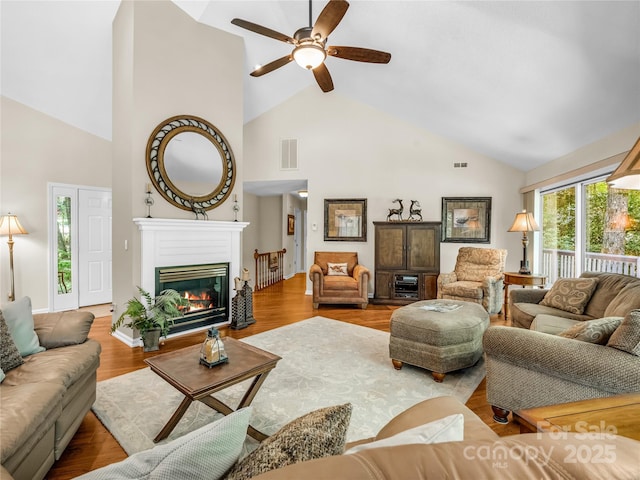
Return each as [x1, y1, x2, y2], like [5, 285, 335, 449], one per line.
[542, 178, 639, 284]
[583, 179, 639, 276]
[51, 186, 78, 311]
[50, 185, 112, 312]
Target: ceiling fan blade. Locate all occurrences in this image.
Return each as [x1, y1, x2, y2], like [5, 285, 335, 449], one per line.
[312, 63, 334, 92]
[231, 18, 295, 44]
[327, 46, 391, 63]
[311, 0, 349, 41]
[250, 55, 293, 77]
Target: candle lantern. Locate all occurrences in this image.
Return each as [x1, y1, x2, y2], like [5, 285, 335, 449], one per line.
[199, 327, 228, 368]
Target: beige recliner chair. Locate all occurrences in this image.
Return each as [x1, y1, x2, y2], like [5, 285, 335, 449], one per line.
[437, 247, 507, 314]
[309, 252, 369, 309]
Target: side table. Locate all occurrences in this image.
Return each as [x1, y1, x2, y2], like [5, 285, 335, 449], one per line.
[503, 272, 546, 321]
[515, 393, 640, 441]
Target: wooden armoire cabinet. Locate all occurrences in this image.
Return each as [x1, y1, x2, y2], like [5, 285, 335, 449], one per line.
[373, 221, 441, 305]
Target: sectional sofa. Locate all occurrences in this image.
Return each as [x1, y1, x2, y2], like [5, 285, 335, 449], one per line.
[0, 309, 101, 480]
[485, 272, 640, 424]
[251, 396, 639, 479]
[509, 271, 640, 332]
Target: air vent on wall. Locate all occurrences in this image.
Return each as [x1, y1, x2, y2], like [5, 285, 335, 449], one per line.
[281, 139, 298, 170]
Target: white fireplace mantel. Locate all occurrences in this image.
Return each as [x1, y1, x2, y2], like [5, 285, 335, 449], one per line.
[133, 218, 248, 330]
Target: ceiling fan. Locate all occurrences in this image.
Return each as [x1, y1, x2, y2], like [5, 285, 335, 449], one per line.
[231, 0, 391, 93]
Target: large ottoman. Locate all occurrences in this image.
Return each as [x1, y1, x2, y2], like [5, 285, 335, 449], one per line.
[389, 299, 490, 382]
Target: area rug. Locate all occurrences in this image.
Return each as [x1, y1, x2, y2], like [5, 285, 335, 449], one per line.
[92, 316, 485, 455]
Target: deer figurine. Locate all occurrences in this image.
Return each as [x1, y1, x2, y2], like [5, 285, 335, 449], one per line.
[387, 199, 404, 221]
[408, 200, 423, 221]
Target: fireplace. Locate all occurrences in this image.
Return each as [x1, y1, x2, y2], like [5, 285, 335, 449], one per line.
[132, 218, 248, 344]
[156, 263, 229, 334]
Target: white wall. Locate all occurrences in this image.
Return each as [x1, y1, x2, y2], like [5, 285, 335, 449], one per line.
[524, 122, 640, 188]
[241, 192, 260, 280]
[0, 97, 112, 309]
[244, 87, 527, 292]
[111, 1, 243, 332]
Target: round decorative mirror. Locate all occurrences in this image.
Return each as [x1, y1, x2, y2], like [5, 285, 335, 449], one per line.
[146, 115, 235, 211]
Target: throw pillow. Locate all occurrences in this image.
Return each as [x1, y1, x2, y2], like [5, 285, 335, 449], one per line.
[1, 296, 45, 356]
[607, 309, 640, 356]
[225, 403, 352, 480]
[74, 407, 252, 480]
[327, 262, 349, 276]
[558, 316, 623, 345]
[0, 367, 5, 383]
[0, 312, 24, 372]
[344, 413, 464, 455]
[539, 278, 599, 315]
[34, 311, 94, 349]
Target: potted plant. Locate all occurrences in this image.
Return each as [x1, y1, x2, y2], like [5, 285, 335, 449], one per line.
[110, 286, 189, 351]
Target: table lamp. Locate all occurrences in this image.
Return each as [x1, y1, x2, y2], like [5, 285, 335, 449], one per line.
[0, 213, 29, 301]
[508, 210, 539, 275]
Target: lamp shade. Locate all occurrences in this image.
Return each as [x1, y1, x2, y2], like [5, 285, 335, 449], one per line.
[606, 137, 640, 190]
[508, 211, 539, 232]
[293, 43, 326, 70]
[0, 214, 28, 236]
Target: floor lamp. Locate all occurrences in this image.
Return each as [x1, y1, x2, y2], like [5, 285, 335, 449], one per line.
[508, 210, 539, 275]
[0, 213, 29, 302]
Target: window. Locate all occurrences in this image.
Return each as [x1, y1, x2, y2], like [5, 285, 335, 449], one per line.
[541, 176, 640, 283]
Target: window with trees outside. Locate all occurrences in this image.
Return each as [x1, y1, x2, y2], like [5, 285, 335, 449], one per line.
[541, 175, 640, 284]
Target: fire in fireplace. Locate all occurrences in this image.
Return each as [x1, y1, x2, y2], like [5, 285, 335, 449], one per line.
[156, 263, 229, 334]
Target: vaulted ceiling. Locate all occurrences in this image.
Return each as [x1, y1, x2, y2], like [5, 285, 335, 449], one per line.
[2, 0, 639, 172]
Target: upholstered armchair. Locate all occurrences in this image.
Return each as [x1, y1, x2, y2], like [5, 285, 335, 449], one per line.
[309, 252, 370, 309]
[437, 247, 507, 314]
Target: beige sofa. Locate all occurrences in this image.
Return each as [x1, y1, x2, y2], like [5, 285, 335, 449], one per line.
[487, 271, 640, 424]
[509, 271, 640, 332]
[309, 252, 370, 309]
[252, 396, 640, 479]
[483, 324, 640, 424]
[0, 311, 101, 480]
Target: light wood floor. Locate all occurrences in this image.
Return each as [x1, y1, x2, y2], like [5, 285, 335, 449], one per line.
[47, 273, 519, 479]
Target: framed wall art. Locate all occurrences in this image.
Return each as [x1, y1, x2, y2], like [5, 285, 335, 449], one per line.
[324, 198, 367, 242]
[287, 214, 295, 235]
[441, 197, 491, 243]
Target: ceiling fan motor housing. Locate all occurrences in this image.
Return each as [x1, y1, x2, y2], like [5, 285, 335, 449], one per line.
[293, 27, 327, 69]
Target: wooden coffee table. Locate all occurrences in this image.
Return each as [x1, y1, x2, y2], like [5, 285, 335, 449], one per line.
[515, 393, 640, 441]
[145, 337, 281, 443]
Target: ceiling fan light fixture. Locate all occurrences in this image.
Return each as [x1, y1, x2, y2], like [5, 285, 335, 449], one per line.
[293, 42, 326, 70]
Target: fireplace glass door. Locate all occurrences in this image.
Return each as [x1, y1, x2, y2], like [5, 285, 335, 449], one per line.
[156, 263, 229, 333]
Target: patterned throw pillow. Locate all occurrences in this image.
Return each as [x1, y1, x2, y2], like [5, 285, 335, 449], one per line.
[0, 312, 24, 373]
[540, 278, 599, 315]
[607, 309, 640, 356]
[558, 317, 623, 344]
[327, 262, 349, 276]
[225, 403, 352, 480]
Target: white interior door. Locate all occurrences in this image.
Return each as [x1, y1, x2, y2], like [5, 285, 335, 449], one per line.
[79, 189, 112, 306]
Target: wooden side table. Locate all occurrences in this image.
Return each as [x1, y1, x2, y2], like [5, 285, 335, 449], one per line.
[515, 393, 640, 441]
[503, 272, 546, 320]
